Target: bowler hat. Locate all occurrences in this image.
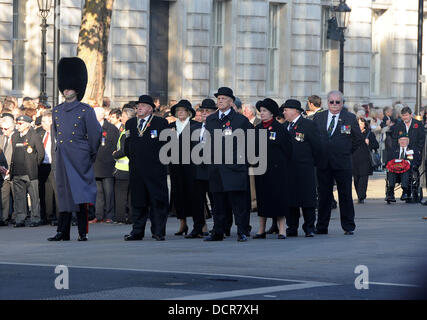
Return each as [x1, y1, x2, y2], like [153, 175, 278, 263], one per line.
[16, 115, 32, 123]
[137, 95, 156, 109]
[171, 99, 196, 118]
[58, 57, 88, 101]
[200, 98, 217, 110]
[214, 87, 235, 101]
[256, 98, 279, 117]
[282, 99, 304, 112]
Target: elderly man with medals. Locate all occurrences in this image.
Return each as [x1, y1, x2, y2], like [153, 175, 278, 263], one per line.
[123, 95, 169, 241]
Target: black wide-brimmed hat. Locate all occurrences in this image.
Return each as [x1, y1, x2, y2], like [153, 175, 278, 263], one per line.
[136, 95, 156, 109]
[256, 98, 279, 117]
[58, 57, 88, 101]
[214, 87, 235, 101]
[171, 99, 196, 118]
[200, 98, 217, 110]
[282, 99, 304, 112]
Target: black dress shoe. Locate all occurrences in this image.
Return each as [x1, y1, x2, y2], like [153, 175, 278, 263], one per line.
[0, 220, 8, 226]
[305, 232, 315, 237]
[286, 232, 298, 237]
[47, 232, 70, 241]
[185, 232, 203, 239]
[314, 229, 328, 234]
[344, 231, 354, 235]
[252, 233, 266, 239]
[13, 222, 26, 228]
[277, 234, 287, 239]
[266, 225, 279, 234]
[237, 233, 248, 242]
[204, 233, 224, 241]
[78, 234, 88, 241]
[202, 232, 209, 236]
[29, 222, 41, 227]
[175, 225, 188, 236]
[124, 234, 143, 241]
[153, 234, 165, 241]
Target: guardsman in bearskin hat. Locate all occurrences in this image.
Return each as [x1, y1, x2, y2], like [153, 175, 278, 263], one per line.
[47, 57, 102, 241]
[123, 95, 169, 241]
[282, 99, 322, 237]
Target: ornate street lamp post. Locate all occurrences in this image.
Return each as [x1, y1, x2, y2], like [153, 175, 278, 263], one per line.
[334, 0, 351, 94]
[37, 0, 53, 105]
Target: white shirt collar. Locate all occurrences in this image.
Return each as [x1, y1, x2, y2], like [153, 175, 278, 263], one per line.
[219, 108, 231, 118]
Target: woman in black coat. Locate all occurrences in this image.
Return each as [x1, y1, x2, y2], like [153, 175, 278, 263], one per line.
[168, 100, 197, 235]
[352, 117, 379, 203]
[254, 98, 292, 239]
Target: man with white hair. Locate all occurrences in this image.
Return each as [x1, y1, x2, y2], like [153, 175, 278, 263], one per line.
[313, 90, 363, 236]
[90, 106, 120, 223]
[243, 103, 261, 127]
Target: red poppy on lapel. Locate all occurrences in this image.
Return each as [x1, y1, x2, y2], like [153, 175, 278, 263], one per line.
[102, 131, 107, 137]
[146, 123, 151, 128]
[414, 123, 419, 129]
[226, 121, 230, 126]
[294, 125, 298, 130]
[268, 126, 272, 130]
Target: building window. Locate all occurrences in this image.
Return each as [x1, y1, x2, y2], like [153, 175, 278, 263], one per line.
[321, 6, 338, 94]
[12, 0, 26, 92]
[211, 0, 225, 90]
[267, 4, 280, 94]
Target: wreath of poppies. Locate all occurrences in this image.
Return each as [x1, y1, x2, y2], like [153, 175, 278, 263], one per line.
[386, 159, 410, 174]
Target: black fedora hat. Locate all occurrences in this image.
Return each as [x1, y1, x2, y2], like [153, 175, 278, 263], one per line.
[214, 87, 235, 101]
[200, 98, 217, 110]
[256, 98, 279, 117]
[282, 99, 304, 112]
[136, 95, 156, 109]
[171, 99, 196, 119]
[58, 57, 88, 101]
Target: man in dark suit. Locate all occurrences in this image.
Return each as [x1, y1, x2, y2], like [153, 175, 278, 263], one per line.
[0, 115, 15, 225]
[391, 107, 425, 160]
[186, 98, 217, 238]
[204, 87, 253, 242]
[37, 110, 59, 225]
[313, 90, 363, 235]
[91, 106, 120, 223]
[10, 115, 45, 227]
[283, 99, 322, 237]
[124, 95, 169, 241]
[386, 133, 421, 202]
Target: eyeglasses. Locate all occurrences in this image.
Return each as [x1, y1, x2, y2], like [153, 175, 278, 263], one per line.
[329, 100, 341, 105]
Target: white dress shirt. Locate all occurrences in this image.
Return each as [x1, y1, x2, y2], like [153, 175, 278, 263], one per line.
[327, 111, 340, 135]
[288, 115, 301, 131]
[219, 108, 231, 119]
[138, 114, 151, 131]
[42, 131, 52, 164]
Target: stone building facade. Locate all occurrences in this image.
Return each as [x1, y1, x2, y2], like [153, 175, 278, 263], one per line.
[0, 0, 425, 110]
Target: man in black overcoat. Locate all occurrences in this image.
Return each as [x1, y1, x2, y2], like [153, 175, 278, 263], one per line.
[204, 87, 253, 242]
[313, 90, 363, 235]
[283, 99, 322, 237]
[124, 95, 169, 241]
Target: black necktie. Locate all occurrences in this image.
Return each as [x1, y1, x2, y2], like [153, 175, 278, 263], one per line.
[220, 113, 226, 121]
[400, 148, 405, 159]
[138, 118, 145, 131]
[327, 115, 336, 137]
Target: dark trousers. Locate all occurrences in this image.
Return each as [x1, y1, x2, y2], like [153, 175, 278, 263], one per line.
[190, 179, 208, 234]
[57, 204, 90, 236]
[1, 179, 13, 222]
[114, 178, 131, 223]
[317, 167, 356, 232]
[287, 207, 316, 234]
[13, 175, 40, 224]
[131, 204, 168, 237]
[95, 177, 115, 220]
[388, 171, 410, 189]
[353, 174, 369, 200]
[211, 191, 249, 236]
[39, 163, 59, 222]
